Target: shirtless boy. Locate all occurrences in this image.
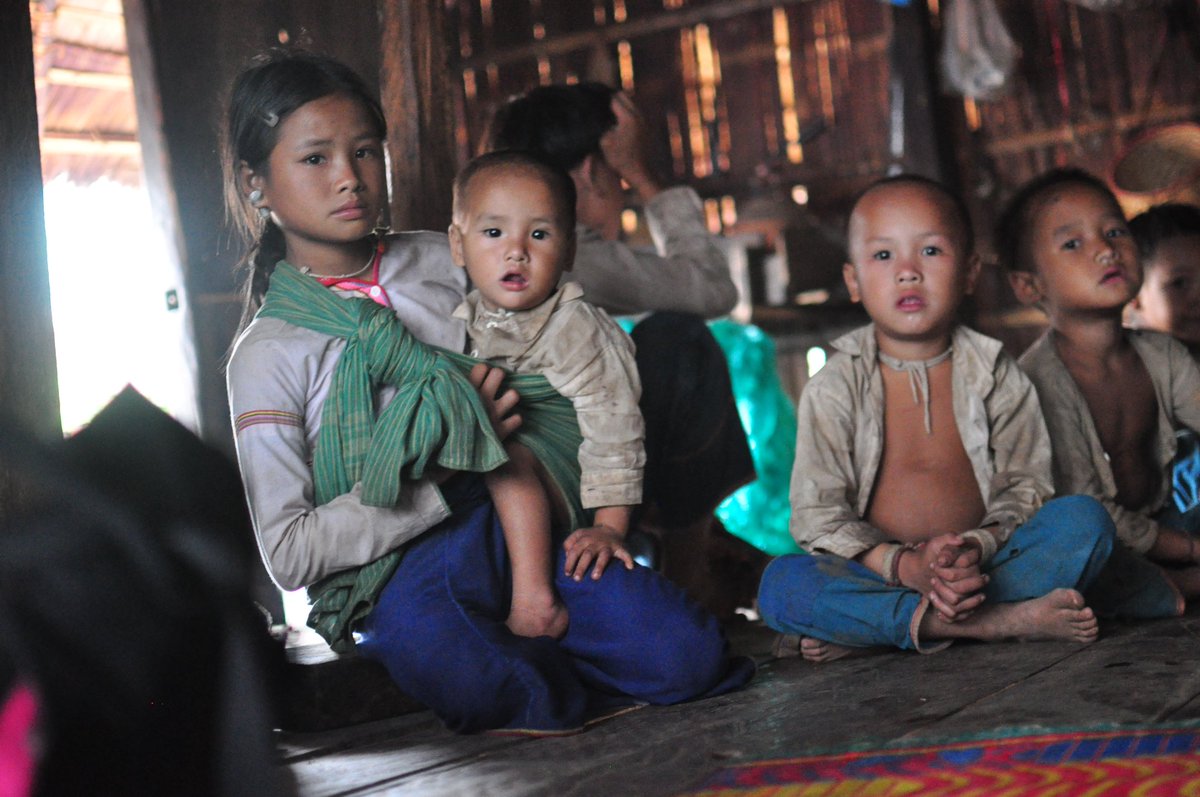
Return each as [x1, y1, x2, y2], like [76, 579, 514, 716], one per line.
[1001, 169, 1200, 613]
[758, 175, 1116, 662]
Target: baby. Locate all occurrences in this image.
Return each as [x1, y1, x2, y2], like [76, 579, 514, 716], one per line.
[449, 150, 644, 639]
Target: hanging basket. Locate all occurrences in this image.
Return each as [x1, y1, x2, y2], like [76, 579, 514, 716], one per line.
[1111, 122, 1200, 217]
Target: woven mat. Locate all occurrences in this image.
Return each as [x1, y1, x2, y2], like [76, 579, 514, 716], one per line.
[682, 724, 1200, 796]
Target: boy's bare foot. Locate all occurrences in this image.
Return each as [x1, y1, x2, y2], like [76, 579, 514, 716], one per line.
[924, 588, 1098, 644]
[799, 636, 886, 663]
[507, 597, 569, 640]
[771, 633, 886, 663]
[1164, 565, 1200, 605]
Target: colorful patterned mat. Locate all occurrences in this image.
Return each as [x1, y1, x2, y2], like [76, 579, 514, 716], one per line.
[683, 725, 1200, 796]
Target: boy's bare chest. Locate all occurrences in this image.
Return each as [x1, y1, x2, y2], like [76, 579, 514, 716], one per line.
[878, 364, 968, 467]
[870, 363, 985, 538]
[1067, 356, 1160, 506]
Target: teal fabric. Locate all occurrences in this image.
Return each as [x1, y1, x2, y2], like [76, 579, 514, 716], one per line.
[708, 321, 802, 556]
[616, 317, 801, 556]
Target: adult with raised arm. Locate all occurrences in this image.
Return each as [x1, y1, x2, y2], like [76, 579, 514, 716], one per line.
[490, 83, 756, 609]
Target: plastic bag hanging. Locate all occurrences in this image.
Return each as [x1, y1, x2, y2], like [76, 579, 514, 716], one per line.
[940, 0, 1019, 100]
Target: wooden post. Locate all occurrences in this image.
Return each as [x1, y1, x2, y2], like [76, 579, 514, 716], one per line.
[0, 3, 62, 520]
[887, 1, 958, 184]
[379, 0, 461, 231]
[122, 0, 199, 429]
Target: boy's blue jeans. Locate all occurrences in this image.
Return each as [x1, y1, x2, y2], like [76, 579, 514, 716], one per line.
[758, 496, 1179, 651]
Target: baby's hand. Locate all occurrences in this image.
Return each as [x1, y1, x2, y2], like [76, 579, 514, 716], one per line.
[562, 524, 635, 582]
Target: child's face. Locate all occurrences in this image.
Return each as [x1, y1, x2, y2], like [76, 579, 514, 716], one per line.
[252, 94, 386, 259]
[1130, 234, 1200, 346]
[842, 182, 977, 355]
[449, 165, 575, 312]
[1015, 183, 1140, 319]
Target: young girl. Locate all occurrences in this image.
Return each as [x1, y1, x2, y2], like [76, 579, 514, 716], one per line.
[222, 50, 752, 735]
[998, 168, 1200, 616]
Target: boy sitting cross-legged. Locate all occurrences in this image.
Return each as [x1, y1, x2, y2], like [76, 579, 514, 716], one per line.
[1003, 169, 1200, 615]
[758, 175, 1120, 663]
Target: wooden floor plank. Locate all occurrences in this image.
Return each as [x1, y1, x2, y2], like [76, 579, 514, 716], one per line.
[284, 609, 1200, 796]
[913, 619, 1200, 739]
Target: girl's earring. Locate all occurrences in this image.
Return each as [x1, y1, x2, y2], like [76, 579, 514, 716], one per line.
[248, 188, 270, 220]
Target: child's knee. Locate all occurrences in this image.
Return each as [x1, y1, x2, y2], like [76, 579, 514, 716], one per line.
[636, 620, 730, 704]
[757, 554, 821, 630]
[1035, 495, 1114, 547]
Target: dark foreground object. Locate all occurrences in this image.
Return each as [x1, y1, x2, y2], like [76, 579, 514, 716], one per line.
[0, 388, 290, 796]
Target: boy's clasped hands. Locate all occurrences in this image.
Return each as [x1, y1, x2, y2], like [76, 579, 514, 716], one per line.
[896, 533, 991, 622]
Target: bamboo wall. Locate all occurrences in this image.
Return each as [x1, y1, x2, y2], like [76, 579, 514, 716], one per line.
[446, 0, 1200, 350]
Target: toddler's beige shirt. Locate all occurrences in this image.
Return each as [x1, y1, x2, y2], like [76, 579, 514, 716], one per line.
[454, 282, 645, 510]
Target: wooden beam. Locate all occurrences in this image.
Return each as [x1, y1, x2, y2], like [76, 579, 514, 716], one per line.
[39, 66, 134, 91]
[121, 0, 200, 432]
[43, 38, 129, 59]
[460, 0, 819, 70]
[40, 131, 140, 155]
[379, 0, 459, 231]
[55, 3, 125, 23]
[0, 1, 62, 519]
[983, 105, 1200, 158]
[886, 1, 957, 183]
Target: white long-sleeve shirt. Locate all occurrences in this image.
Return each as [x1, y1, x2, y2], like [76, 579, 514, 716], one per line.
[565, 186, 736, 319]
[226, 232, 466, 591]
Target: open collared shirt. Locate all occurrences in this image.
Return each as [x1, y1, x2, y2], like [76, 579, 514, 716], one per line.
[790, 323, 1053, 562]
[1020, 329, 1200, 553]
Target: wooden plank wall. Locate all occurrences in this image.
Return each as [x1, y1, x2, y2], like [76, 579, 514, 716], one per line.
[453, 0, 897, 215]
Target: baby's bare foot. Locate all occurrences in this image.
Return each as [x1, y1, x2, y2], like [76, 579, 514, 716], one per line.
[1164, 565, 1200, 605]
[507, 597, 569, 640]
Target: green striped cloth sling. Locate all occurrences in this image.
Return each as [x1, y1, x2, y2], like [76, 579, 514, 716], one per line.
[258, 260, 585, 653]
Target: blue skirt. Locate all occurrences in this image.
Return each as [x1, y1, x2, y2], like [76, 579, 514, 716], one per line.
[355, 477, 754, 733]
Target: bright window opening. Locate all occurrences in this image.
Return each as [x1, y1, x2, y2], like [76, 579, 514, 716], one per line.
[43, 177, 198, 434]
